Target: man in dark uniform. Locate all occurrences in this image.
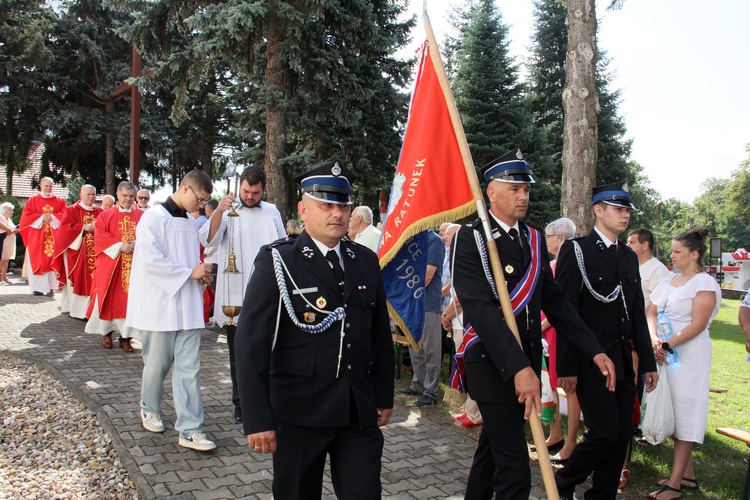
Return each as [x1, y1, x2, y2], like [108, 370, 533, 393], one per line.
[451, 148, 616, 500]
[554, 181, 658, 499]
[234, 160, 394, 500]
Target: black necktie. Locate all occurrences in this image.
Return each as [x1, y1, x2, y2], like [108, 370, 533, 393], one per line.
[508, 228, 523, 252]
[326, 250, 345, 293]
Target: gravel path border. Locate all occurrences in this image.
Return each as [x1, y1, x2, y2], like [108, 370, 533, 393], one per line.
[0, 352, 150, 499]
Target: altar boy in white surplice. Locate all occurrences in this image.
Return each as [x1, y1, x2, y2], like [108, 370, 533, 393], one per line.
[125, 170, 217, 452]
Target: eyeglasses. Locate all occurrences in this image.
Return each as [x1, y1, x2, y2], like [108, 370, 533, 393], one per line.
[137, 196, 150, 200]
[188, 185, 208, 205]
[545, 233, 559, 239]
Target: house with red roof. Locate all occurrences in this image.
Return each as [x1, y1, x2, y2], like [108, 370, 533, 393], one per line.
[0, 142, 70, 206]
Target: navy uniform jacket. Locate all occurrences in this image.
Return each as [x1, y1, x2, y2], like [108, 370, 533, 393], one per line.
[555, 229, 657, 381]
[451, 218, 604, 404]
[235, 230, 394, 435]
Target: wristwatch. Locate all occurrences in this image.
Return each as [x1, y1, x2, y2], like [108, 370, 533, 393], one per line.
[661, 342, 674, 354]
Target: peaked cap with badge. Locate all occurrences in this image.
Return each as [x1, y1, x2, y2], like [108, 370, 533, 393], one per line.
[294, 159, 357, 205]
[451, 146, 611, 497]
[480, 147, 535, 184]
[553, 178, 655, 498]
[235, 156, 394, 496]
[591, 180, 636, 209]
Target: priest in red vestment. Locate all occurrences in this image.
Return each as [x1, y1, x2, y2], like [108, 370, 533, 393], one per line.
[53, 184, 103, 318]
[85, 181, 142, 352]
[19, 177, 67, 296]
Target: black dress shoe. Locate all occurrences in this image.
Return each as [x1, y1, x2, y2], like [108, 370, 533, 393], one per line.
[530, 439, 564, 453]
[414, 395, 436, 406]
[234, 407, 242, 424]
[32, 291, 44, 296]
[395, 387, 417, 395]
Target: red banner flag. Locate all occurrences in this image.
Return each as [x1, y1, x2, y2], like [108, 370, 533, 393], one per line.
[378, 41, 475, 268]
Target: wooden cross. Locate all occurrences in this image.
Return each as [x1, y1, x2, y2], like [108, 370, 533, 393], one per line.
[113, 44, 153, 187]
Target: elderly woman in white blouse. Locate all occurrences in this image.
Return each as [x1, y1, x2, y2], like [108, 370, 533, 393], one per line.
[0, 202, 19, 285]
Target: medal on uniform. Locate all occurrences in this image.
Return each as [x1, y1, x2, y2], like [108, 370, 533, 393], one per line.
[505, 264, 514, 274]
[304, 311, 316, 323]
[316, 296, 327, 308]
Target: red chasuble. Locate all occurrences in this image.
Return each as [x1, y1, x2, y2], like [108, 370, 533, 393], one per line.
[19, 194, 67, 274]
[53, 202, 103, 294]
[88, 207, 142, 321]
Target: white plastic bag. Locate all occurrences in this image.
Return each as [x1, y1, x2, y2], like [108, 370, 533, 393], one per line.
[639, 364, 675, 445]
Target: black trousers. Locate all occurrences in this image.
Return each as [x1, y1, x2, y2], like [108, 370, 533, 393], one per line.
[465, 401, 531, 500]
[272, 420, 384, 500]
[555, 378, 636, 499]
[225, 324, 239, 409]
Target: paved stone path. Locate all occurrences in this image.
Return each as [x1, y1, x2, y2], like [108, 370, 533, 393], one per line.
[0, 277, 564, 499]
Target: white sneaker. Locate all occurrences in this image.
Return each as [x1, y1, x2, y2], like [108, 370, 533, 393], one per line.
[179, 432, 216, 451]
[141, 409, 165, 433]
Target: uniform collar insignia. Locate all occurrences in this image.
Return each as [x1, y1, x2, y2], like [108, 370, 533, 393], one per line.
[596, 239, 606, 251]
[302, 246, 315, 259]
[492, 228, 501, 240]
[345, 247, 356, 260]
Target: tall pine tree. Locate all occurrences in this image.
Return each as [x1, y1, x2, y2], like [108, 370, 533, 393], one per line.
[119, 0, 414, 218]
[41, 0, 133, 194]
[446, 0, 556, 226]
[0, 0, 58, 194]
[529, 0, 646, 232]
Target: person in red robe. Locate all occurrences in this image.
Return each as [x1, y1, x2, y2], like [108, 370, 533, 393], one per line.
[53, 184, 103, 318]
[19, 177, 67, 296]
[84, 181, 142, 352]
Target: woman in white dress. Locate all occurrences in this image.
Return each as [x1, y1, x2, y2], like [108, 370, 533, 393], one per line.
[646, 228, 721, 500]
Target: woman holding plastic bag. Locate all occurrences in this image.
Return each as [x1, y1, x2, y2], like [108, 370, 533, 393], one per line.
[645, 228, 721, 500]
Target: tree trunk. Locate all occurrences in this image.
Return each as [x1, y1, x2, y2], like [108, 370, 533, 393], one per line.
[105, 100, 116, 195]
[70, 157, 78, 178]
[263, 7, 289, 221]
[561, 0, 599, 234]
[4, 166, 12, 196]
[201, 75, 217, 176]
[201, 146, 213, 176]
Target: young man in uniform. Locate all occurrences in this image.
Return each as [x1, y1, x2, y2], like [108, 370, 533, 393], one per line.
[554, 181, 658, 499]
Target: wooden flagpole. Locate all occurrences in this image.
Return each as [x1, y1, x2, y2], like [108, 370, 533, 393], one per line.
[422, 14, 560, 500]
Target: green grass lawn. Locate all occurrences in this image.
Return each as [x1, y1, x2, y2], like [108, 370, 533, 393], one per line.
[398, 298, 750, 498]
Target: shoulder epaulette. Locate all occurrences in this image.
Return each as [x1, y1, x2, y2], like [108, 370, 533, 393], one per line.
[267, 237, 294, 249]
[465, 219, 482, 230]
